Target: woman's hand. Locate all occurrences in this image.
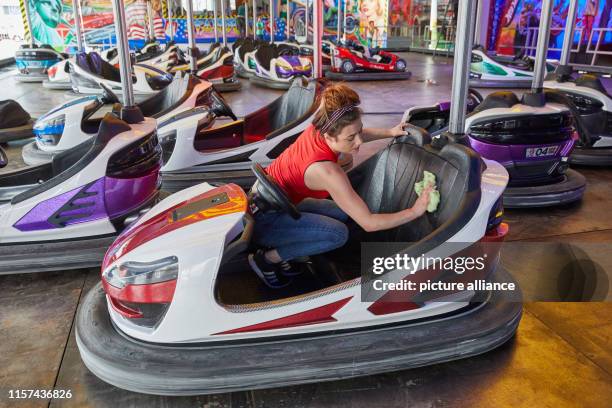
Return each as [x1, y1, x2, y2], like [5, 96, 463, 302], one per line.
[389, 122, 408, 138]
[412, 185, 433, 217]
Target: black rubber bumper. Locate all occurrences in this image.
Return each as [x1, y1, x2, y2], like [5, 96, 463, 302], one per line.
[502, 169, 586, 208]
[0, 235, 116, 275]
[14, 73, 48, 82]
[42, 79, 73, 90]
[468, 78, 533, 89]
[22, 140, 56, 165]
[76, 267, 522, 396]
[212, 79, 242, 93]
[569, 145, 612, 167]
[250, 75, 293, 90]
[0, 120, 34, 143]
[324, 70, 412, 81]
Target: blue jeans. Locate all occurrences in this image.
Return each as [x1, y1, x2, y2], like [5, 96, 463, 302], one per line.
[252, 198, 349, 261]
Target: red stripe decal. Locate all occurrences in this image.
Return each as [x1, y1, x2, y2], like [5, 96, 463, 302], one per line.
[216, 297, 352, 335]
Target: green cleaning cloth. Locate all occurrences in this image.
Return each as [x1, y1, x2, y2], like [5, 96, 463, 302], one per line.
[414, 170, 441, 213]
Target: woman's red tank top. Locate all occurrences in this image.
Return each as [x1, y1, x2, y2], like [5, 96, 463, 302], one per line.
[266, 124, 339, 204]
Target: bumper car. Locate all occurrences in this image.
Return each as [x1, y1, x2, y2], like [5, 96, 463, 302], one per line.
[0, 112, 161, 274]
[76, 129, 521, 396]
[0, 100, 35, 143]
[43, 59, 73, 90]
[544, 66, 612, 166]
[403, 90, 586, 208]
[233, 38, 263, 79]
[14, 44, 67, 83]
[69, 52, 173, 96]
[469, 47, 557, 89]
[279, 40, 333, 70]
[23, 75, 213, 166]
[160, 78, 351, 192]
[325, 41, 411, 81]
[249, 43, 312, 90]
[103, 41, 179, 69]
[169, 43, 241, 93]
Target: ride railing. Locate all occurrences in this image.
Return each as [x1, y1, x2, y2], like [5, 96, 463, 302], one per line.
[586, 28, 612, 66]
[523, 26, 583, 57]
[408, 24, 455, 56]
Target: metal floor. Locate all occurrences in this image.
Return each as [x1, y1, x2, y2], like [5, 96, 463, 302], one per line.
[0, 53, 611, 407]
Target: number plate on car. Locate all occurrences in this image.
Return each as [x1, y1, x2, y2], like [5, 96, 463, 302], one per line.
[526, 146, 558, 158]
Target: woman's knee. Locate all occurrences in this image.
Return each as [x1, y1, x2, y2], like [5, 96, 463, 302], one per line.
[322, 222, 349, 249]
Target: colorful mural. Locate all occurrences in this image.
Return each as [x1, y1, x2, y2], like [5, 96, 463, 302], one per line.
[490, 0, 612, 55]
[20, 0, 240, 50]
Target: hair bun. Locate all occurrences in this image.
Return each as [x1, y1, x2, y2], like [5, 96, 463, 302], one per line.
[322, 84, 361, 115]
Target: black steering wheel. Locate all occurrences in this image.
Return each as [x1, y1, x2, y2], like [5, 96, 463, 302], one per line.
[251, 163, 301, 220]
[210, 90, 238, 121]
[0, 145, 7, 168]
[99, 82, 120, 104]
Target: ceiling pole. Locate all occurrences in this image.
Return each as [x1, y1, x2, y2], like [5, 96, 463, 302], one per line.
[448, 0, 477, 136]
[185, 0, 198, 72]
[72, 0, 85, 51]
[111, 0, 136, 107]
[560, 0, 578, 66]
[531, 0, 553, 93]
[220, 0, 227, 46]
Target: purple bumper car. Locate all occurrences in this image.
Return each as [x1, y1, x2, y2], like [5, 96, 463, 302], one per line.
[0, 112, 161, 274]
[403, 90, 586, 208]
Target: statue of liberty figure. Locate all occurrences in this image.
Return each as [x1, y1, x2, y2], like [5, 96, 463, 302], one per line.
[28, 0, 64, 46]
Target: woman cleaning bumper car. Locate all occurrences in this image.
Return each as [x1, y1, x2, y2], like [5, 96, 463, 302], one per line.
[248, 84, 432, 288]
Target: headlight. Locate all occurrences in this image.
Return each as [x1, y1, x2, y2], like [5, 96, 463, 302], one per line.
[34, 114, 65, 146]
[103, 256, 179, 289]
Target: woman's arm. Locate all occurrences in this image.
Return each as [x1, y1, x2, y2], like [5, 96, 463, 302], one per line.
[304, 162, 432, 232]
[362, 122, 421, 142]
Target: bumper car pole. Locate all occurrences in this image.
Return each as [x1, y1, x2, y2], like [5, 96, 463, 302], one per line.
[252, 0, 257, 40]
[244, 0, 249, 38]
[447, 0, 477, 141]
[269, 0, 275, 44]
[213, 0, 219, 43]
[313, 0, 322, 78]
[168, 0, 174, 41]
[287, 0, 291, 40]
[111, 0, 135, 108]
[530, 0, 553, 96]
[185, 0, 198, 73]
[72, 0, 85, 52]
[146, 0, 155, 42]
[221, 0, 227, 47]
[305, 0, 309, 42]
[336, 0, 341, 43]
[559, 0, 578, 69]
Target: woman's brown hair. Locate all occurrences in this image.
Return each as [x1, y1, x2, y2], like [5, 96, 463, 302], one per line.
[313, 83, 361, 137]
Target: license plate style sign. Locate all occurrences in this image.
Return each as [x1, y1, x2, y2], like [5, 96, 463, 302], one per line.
[526, 146, 558, 158]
